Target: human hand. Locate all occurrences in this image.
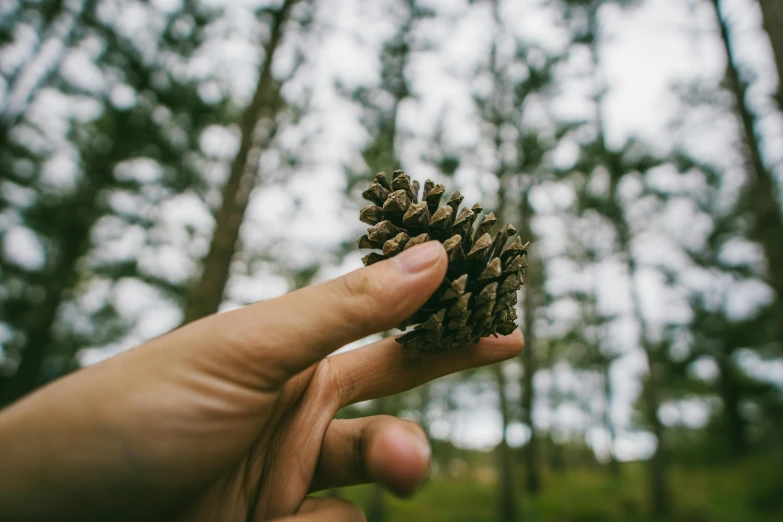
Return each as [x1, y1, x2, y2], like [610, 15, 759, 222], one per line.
[0, 241, 524, 522]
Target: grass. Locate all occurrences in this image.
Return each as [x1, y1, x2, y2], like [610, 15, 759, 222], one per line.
[320, 454, 783, 522]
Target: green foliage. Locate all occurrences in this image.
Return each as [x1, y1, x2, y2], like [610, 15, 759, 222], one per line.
[0, 0, 228, 400]
[323, 453, 783, 522]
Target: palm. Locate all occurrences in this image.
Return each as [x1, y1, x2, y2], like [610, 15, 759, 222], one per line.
[168, 359, 336, 522]
[217, 362, 340, 521]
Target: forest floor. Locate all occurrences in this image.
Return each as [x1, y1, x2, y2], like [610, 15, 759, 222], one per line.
[324, 453, 783, 522]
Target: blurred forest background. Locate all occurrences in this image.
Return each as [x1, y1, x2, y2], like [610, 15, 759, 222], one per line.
[1, 0, 782, 520]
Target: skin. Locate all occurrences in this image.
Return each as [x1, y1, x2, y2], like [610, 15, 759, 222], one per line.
[0, 241, 524, 522]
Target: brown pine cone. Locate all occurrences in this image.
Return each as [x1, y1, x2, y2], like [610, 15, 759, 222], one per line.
[357, 170, 528, 352]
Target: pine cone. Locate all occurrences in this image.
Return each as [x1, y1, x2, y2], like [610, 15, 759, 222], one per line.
[357, 170, 528, 353]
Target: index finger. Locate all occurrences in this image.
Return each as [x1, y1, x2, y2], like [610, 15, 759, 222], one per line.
[326, 328, 525, 406]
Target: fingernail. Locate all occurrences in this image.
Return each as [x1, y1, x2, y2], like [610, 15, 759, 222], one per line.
[393, 241, 443, 274]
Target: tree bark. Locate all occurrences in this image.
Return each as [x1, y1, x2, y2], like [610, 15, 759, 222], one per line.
[622, 233, 670, 517]
[758, 0, 783, 104]
[183, 0, 295, 323]
[584, 0, 669, 507]
[493, 364, 518, 522]
[519, 192, 541, 495]
[644, 361, 669, 517]
[713, 0, 783, 345]
[601, 362, 620, 476]
[716, 353, 749, 458]
[366, 484, 386, 522]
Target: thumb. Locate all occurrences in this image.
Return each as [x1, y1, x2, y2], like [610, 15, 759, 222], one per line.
[188, 241, 447, 387]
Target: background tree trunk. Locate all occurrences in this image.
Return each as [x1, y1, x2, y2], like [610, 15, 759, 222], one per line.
[713, 0, 783, 346]
[602, 362, 620, 476]
[716, 353, 749, 458]
[624, 240, 670, 517]
[493, 364, 518, 522]
[521, 273, 540, 493]
[519, 191, 541, 495]
[183, 0, 296, 323]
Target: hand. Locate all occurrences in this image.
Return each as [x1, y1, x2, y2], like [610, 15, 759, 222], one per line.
[0, 241, 524, 522]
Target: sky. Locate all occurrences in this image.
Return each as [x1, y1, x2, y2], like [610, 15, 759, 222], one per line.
[2, 0, 782, 460]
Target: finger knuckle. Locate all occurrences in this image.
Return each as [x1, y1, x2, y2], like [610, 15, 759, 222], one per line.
[337, 269, 385, 304]
[333, 270, 390, 330]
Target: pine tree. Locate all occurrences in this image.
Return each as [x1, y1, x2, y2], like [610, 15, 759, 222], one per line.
[562, 0, 672, 513]
[344, 2, 432, 517]
[710, 0, 783, 351]
[758, 0, 783, 107]
[0, 1, 225, 404]
[0, 0, 86, 143]
[663, 106, 781, 459]
[472, 0, 563, 502]
[183, 0, 310, 323]
[343, 0, 433, 191]
[686, 296, 777, 459]
[560, 215, 622, 476]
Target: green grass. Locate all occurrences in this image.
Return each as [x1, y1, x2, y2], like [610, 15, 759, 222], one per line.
[320, 455, 783, 522]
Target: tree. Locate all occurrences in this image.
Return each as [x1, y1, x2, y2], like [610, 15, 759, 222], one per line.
[758, 0, 783, 104]
[0, 0, 87, 142]
[0, 1, 225, 405]
[559, 218, 622, 476]
[663, 138, 781, 459]
[343, 0, 432, 191]
[471, 0, 561, 506]
[561, 0, 673, 512]
[342, 1, 428, 517]
[710, 0, 783, 351]
[575, 141, 673, 516]
[183, 0, 307, 323]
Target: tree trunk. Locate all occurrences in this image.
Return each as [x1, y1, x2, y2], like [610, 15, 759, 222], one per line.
[583, 0, 670, 510]
[644, 361, 669, 517]
[758, 0, 783, 103]
[716, 354, 748, 458]
[623, 238, 670, 517]
[366, 484, 386, 522]
[520, 193, 541, 495]
[713, 0, 783, 342]
[601, 361, 620, 476]
[493, 364, 518, 522]
[183, 0, 295, 323]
